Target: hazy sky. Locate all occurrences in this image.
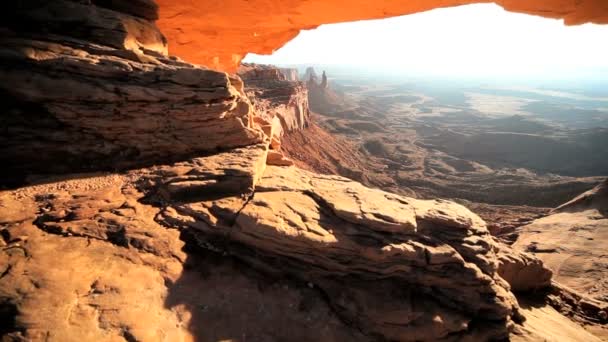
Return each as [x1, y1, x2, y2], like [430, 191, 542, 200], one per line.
[244, 4, 608, 79]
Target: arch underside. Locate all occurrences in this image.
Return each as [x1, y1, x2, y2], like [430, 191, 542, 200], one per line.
[155, 0, 608, 72]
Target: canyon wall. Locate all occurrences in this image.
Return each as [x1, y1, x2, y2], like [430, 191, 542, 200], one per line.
[0, 1, 264, 186]
[279, 68, 300, 82]
[239, 64, 310, 135]
[156, 0, 608, 71]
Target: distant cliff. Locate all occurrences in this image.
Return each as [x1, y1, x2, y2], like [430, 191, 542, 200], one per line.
[279, 68, 299, 81]
[239, 63, 310, 133]
[305, 67, 350, 115]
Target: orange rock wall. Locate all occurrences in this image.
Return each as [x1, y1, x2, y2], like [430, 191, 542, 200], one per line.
[156, 0, 608, 72]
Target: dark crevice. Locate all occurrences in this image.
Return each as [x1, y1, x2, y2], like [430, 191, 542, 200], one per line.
[106, 227, 130, 248]
[120, 327, 138, 342]
[227, 190, 256, 227]
[0, 300, 22, 337]
[0, 265, 12, 280]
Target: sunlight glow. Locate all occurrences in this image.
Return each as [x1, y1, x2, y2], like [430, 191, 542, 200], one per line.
[244, 4, 608, 79]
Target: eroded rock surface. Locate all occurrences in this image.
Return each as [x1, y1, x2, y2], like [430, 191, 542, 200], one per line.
[0, 144, 598, 341]
[239, 64, 311, 134]
[511, 180, 608, 338]
[0, 0, 264, 186]
[0, 163, 362, 341]
[496, 243, 553, 292]
[514, 180, 608, 303]
[155, 162, 526, 340]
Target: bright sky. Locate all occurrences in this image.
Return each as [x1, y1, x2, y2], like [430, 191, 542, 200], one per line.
[244, 4, 608, 79]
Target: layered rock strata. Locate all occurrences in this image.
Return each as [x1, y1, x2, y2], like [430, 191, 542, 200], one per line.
[150, 158, 530, 341]
[1, 145, 558, 341]
[0, 0, 264, 186]
[239, 64, 310, 133]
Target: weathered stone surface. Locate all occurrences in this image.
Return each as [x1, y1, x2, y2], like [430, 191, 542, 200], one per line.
[2, 0, 167, 55]
[0, 2, 601, 340]
[0, 175, 190, 341]
[266, 150, 295, 166]
[239, 64, 311, 134]
[3, 146, 603, 341]
[508, 180, 608, 338]
[0, 1, 265, 186]
[0, 165, 363, 341]
[512, 299, 604, 342]
[157, 164, 523, 341]
[496, 243, 553, 292]
[141, 144, 269, 202]
[156, 0, 608, 71]
[513, 180, 608, 303]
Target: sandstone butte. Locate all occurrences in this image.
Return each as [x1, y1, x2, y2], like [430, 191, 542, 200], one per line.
[1, 1, 608, 341]
[155, 0, 608, 71]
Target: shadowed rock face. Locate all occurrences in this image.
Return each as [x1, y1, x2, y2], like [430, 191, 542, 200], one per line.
[0, 0, 264, 186]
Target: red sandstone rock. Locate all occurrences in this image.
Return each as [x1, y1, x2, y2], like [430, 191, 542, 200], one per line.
[0, 1, 264, 184]
[266, 150, 295, 166]
[156, 0, 608, 71]
[239, 64, 311, 152]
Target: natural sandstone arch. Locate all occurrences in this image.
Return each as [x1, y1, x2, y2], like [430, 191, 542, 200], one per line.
[156, 0, 608, 72]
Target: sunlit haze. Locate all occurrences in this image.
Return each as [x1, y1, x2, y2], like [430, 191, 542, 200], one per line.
[244, 4, 608, 80]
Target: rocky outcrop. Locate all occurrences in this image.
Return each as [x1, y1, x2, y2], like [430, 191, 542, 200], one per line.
[0, 0, 264, 186]
[555, 178, 608, 213]
[303, 66, 318, 83]
[0, 145, 524, 341]
[154, 160, 528, 341]
[2, 0, 167, 55]
[155, 0, 608, 71]
[305, 67, 352, 115]
[239, 64, 310, 134]
[496, 243, 553, 292]
[279, 68, 300, 81]
[508, 179, 608, 338]
[320, 71, 329, 89]
[0, 146, 365, 341]
[513, 179, 608, 304]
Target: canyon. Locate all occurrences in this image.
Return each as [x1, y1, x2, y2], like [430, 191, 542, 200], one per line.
[1, 1, 607, 341]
